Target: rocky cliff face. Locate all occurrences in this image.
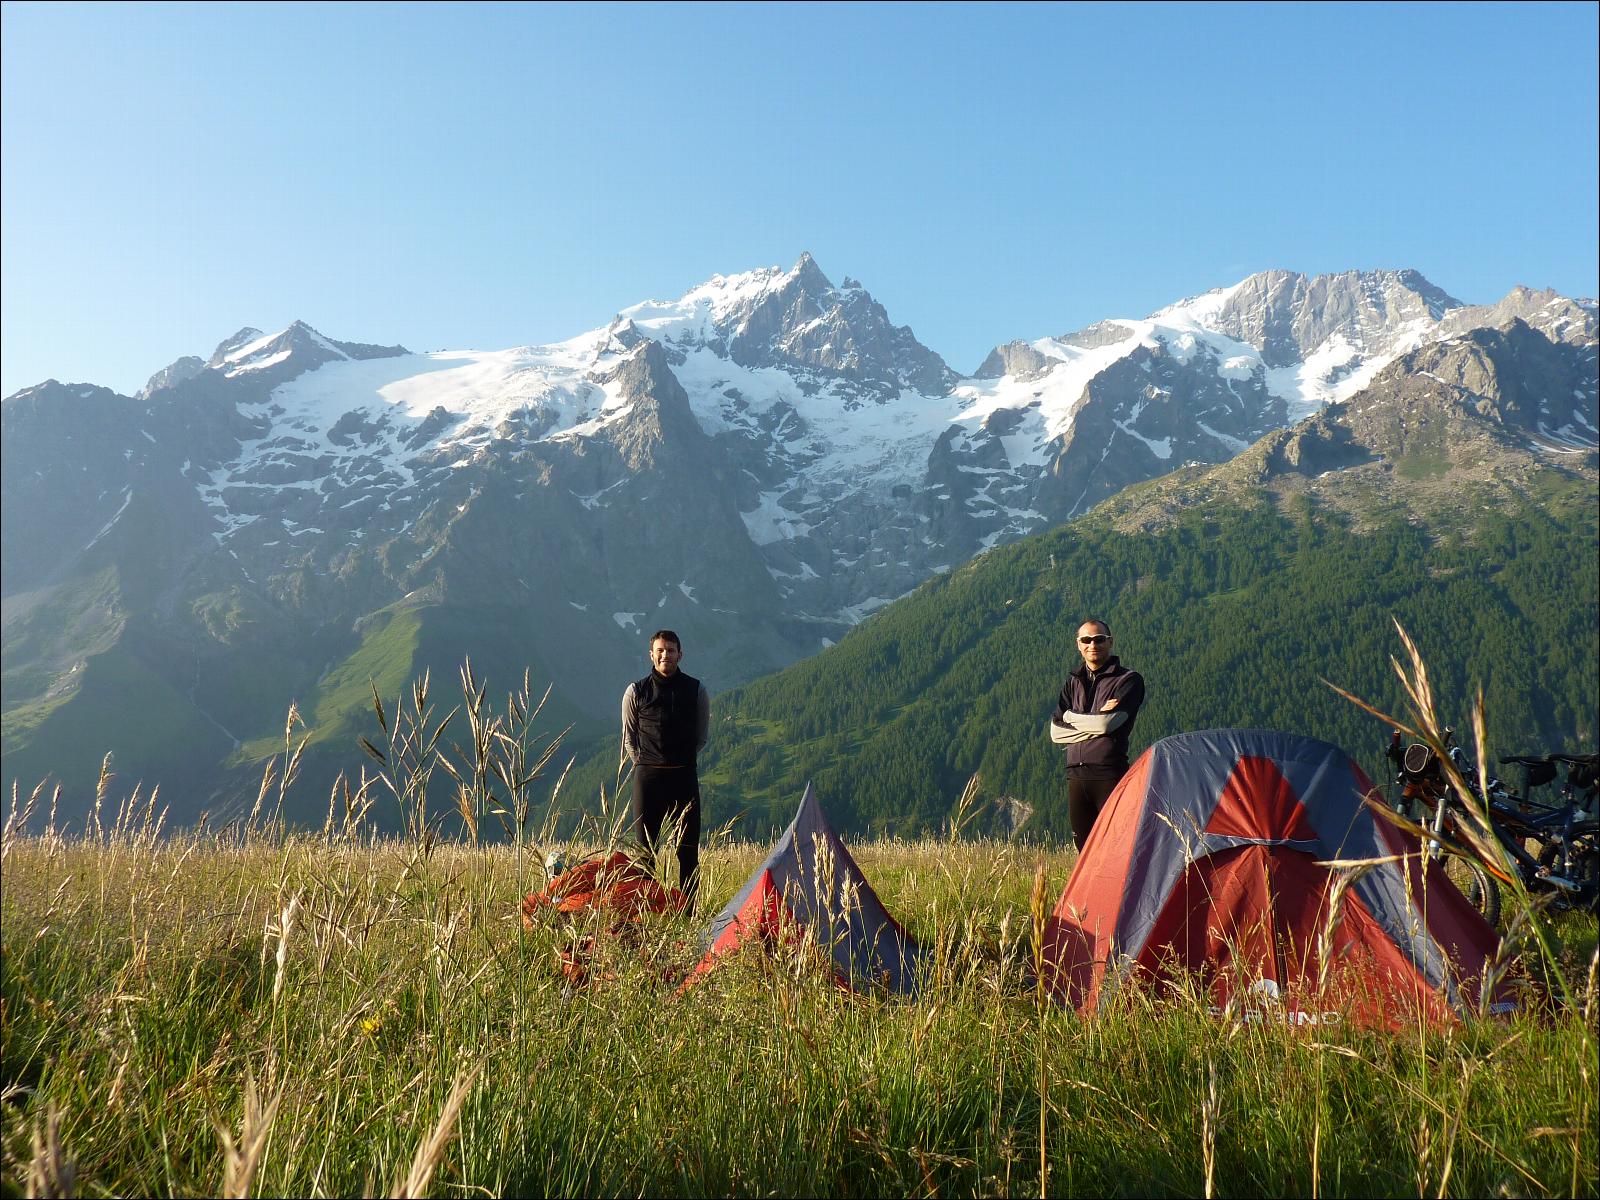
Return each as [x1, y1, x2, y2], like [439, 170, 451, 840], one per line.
[1198, 268, 1457, 367]
[1173, 314, 1600, 516]
[1315, 317, 1599, 462]
[1433, 286, 1597, 347]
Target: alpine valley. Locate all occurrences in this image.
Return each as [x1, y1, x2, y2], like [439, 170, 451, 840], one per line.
[3, 256, 1596, 831]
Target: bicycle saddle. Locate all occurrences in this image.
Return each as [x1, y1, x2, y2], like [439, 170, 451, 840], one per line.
[1551, 754, 1598, 790]
[1499, 756, 1558, 787]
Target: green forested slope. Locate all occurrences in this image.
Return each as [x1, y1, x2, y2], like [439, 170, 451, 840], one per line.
[653, 481, 1599, 843]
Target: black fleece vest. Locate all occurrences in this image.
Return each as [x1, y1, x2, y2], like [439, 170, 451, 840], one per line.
[632, 669, 701, 767]
[1058, 657, 1144, 775]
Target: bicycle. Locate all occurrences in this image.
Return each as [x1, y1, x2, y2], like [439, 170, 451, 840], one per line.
[1384, 730, 1598, 928]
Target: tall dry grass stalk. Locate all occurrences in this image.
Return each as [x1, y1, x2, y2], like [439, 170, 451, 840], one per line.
[1312, 857, 1387, 994]
[360, 671, 456, 853]
[264, 890, 303, 1004]
[387, 1068, 478, 1200]
[1200, 1058, 1219, 1200]
[23, 1104, 74, 1200]
[1324, 622, 1506, 873]
[1029, 864, 1050, 1200]
[89, 752, 112, 842]
[213, 1073, 283, 1200]
[3, 781, 48, 867]
[1325, 618, 1574, 1002]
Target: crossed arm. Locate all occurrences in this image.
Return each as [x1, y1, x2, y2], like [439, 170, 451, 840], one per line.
[1049, 708, 1130, 745]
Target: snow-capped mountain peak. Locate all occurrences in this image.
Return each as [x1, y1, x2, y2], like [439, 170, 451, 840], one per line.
[206, 327, 266, 367]
[215, 322, 350, 377]
[607, 253, 956, 399]
[130, 266, 1592, 628]
[965, 269, 1471, 461]
[1148, 277, 1252, 328]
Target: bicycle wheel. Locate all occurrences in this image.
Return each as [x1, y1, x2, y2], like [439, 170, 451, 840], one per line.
[1443, 854, 1502, 928]
[1537, 821, 1599, 915]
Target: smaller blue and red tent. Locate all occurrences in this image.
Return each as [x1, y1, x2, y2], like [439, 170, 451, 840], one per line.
[686, 783, 925, 994]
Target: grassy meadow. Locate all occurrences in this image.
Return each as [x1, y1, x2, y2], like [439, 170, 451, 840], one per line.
[2, 796, 1596, 1198]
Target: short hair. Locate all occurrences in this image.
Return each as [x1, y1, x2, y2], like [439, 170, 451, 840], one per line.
[1078, 619, 1112, 636]
[649, 629, 681, 649]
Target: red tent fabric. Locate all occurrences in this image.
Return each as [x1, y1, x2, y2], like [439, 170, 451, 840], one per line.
[1040, 729, 1514, 1025]
[685, 783, 924, 994]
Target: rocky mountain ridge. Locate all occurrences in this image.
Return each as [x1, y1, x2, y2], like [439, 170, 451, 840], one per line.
[3, 256, 1595, 816]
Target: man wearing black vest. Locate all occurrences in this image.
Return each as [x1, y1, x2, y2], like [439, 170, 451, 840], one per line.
[1049, 618, 1145, 851]
[621, 629, 710, 910]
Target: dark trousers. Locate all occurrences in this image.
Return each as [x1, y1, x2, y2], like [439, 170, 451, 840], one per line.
[1067, 772, 1123, 852]
[633, 765, 701, 911]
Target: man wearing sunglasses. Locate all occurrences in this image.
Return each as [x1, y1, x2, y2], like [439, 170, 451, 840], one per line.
[1049, 619, 1145, 850]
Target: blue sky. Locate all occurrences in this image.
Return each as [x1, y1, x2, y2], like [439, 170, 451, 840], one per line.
[3, 1, 1596, 398]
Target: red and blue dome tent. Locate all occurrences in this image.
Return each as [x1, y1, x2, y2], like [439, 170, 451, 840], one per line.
[686, 783, 925, 995]
[1040, 729, 1513, 1025]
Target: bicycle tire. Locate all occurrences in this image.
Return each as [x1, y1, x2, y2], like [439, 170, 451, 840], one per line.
[1537, 820, 1599, 915]
[1443, 854, 1502, 928]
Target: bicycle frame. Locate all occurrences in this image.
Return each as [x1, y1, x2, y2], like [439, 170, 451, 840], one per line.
[1385, 732, 1597, 915]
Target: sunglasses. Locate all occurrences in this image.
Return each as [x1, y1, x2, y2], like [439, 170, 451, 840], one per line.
[1078, 634, 1110, 645]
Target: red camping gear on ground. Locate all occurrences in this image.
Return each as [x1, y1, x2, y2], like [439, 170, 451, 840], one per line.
[1040, 729, 1514, 1025]
[521, 851, 686, 984]
[685, 783, 925, 995]
[521, 851, 684, 919]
